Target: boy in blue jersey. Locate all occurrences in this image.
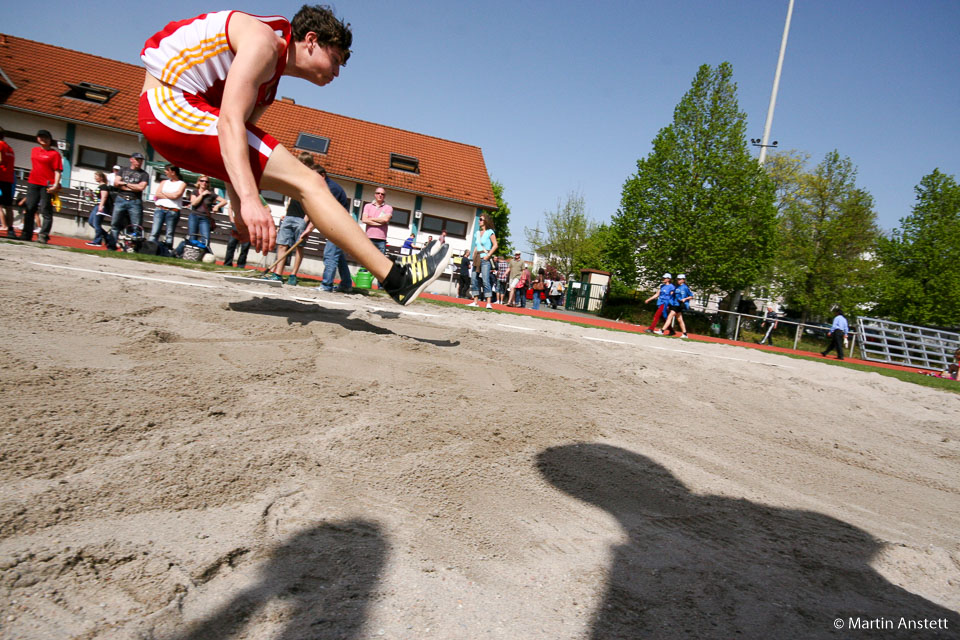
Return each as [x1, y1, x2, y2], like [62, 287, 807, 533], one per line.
[662, 274, 693, 338]
[645, 273, 675, 334]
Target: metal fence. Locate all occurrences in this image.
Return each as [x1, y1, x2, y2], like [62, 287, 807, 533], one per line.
[856, 316, 959, 371]
[714, 309, 840, 352]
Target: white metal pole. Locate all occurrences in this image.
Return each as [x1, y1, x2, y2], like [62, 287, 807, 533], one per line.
[758, 0, 795, 165]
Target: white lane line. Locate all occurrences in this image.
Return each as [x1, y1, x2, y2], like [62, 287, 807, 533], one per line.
[239, 289, 283, 297]
[367, 306, 439, 317]
[583, 336, 629, 344]
[32, 263, 217, 288]
[498, 323, 536, 331]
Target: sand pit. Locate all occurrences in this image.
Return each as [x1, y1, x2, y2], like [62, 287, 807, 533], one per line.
[1, 242, 958, 639]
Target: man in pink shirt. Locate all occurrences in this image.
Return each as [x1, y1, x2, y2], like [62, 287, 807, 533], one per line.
[361, 187, 392, 254]
[25, 129, 63, 244]
[0, 126, 15, 238]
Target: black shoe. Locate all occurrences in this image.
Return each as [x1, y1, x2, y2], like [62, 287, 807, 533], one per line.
[820, 352, 827, 357]
[386, 243, 451, 306]
[397, 239, 439, 266]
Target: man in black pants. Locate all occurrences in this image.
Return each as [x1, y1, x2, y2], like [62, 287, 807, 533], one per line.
[821, 308, 849, 360]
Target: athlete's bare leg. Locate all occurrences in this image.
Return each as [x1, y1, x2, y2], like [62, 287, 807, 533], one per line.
[260, 145, 393, 280]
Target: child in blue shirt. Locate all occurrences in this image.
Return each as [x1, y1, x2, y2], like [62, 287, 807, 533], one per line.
[662, 274, 693, 338]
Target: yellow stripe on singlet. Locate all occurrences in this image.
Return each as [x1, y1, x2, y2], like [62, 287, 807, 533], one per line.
[160, 35, 230, 85]
[154, 87, 215, 133]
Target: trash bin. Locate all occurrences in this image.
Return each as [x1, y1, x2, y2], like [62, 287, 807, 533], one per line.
[354, 268, 374, 289]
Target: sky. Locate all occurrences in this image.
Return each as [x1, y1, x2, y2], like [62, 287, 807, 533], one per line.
[5, 0, 959, 253]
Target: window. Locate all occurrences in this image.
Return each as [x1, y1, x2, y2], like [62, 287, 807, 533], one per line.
[294, 133, 330, 154]
[77, 145, 127, 170]
[62, 81, 118, 105]
[421, 214, 467, 239]
[261, 190, 286, 205]
[389, 153, 419, 173]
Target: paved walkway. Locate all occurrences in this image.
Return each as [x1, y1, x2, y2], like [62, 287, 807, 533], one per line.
[16, 232, 933, 376]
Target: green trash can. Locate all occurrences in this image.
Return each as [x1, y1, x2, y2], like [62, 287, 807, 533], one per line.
[354, 268, 374, 289]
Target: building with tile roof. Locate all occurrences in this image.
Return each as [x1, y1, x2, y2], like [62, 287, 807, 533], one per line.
[0, 33, 496, 253]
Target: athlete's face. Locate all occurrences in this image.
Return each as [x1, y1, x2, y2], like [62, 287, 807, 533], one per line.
[302, 38, 344, 86]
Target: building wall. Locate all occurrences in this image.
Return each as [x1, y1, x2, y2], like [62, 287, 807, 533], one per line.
[3, 108, 483, 256]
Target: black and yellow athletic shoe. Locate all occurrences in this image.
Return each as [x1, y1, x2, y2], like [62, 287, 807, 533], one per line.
[386, 242, 452, 306]
[397, 239, 438, 266]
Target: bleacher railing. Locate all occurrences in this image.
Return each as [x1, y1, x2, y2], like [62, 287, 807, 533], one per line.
[856, 316, 959, 371]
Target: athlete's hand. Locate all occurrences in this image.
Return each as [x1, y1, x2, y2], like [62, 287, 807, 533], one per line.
[236, 196, 276, 254]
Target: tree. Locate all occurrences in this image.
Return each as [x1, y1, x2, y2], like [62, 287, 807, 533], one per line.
[488, 180, 513, 256]
[525, 191, 598, 279]
[872, 169, 960, 327]
[771, 151, 880, 322]
[609, 62, 777, 306]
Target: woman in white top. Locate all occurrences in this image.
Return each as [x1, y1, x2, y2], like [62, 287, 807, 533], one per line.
[149, 164, 186, 246]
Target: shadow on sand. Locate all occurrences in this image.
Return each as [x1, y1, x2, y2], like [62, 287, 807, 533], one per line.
[228, 297, 459, 347]
[537, 443, 958, 639]
[170, 520, 386, 640]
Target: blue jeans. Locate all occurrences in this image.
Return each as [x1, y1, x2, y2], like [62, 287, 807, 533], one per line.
[370, 238, 386, 255]
[149, 207, 180, 245]
[322, 240, 353, 291]
[471, 259, 494, 300]
[87, 205, 111, 245]
[532, 289, 541, 310]
[111, 197, 143, 239]
[187, 212, 212, 247]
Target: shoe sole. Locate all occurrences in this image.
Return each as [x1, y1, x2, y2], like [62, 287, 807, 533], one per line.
[398, 246, 452, 306]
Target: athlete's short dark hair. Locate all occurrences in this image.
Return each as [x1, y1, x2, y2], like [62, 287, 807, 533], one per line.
[291, 5, 352, 64]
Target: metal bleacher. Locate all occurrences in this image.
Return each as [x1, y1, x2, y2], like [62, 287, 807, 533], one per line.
[856, 316, 959, 371]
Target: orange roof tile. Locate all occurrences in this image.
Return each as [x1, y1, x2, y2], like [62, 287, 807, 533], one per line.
[0, 33, 495, 209]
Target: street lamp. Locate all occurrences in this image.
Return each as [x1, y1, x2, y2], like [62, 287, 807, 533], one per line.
[751, 138, 779, 149]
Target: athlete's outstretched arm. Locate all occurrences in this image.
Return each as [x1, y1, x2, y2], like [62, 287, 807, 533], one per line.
[218, 15, 283, 253]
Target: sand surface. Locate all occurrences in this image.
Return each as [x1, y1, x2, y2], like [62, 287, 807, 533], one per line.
[0, 242, 958, 639]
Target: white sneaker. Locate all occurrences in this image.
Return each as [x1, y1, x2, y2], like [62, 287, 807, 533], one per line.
[486, 302, 493, 309]
[653, 330, 663, 335]
[467, 301, 478, 307]
[682, 333, 688, 338]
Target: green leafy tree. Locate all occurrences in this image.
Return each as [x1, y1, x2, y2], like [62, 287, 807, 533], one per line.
[609, 62, 777, 306]
[488, 180, 513, 256]
[526, 191, 598, 279]
[872, 169, 960, 327]
[771, 151, 879, 321]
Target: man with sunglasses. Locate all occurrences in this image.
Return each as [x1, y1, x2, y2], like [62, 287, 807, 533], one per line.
[138, 6, 449, 305]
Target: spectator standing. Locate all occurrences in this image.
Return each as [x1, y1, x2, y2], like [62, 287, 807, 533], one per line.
[662, 274, 693, 338]
[516, 264, 531, 308]
[318, 165, 353, 293]
[149, 164, 186, 246]
[759, 305, 779, 346]
[531, 268, 547, 310]
[457, 249, 472, 299]
[549, 278, 564, 309]
[645, 273, 675, 334]
[110, 152, 150, 241]
[84, 171, 115, 248]
[401, 233, 415, 252]
[361, 187, 392, 254]
[222, 203, 251, 268]
[468, 213, 498, 309]
[0, 126, 15, 238]
[268, 194, 310, 284]
[107, 165, 121, 187]
[496, 255, 510, 304]
[439, 229, 447, 245]
[185, 175, 226, 249]
[505, 252, 524, 306]
[24, 129, 62, 244]
[821, 308, 849, 360]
